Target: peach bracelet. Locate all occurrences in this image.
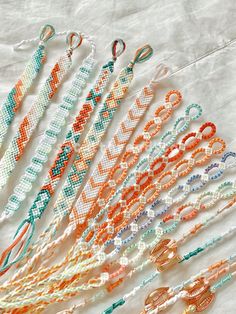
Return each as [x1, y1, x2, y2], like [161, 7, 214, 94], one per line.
[80, 103, 202, 245]
[102, 196, 236, 314]
[1, 138, 226, 312]
[3, 168, 232, 314]
[92, 122, 218, 245]
[73, 89, 182, 235]
[141, 254, 236, 314]
[0, 103, 202, 298]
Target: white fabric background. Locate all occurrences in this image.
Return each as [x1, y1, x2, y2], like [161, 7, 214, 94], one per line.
[0, 0, 236, 313]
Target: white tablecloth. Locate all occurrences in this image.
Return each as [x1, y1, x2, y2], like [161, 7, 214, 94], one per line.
[0, 0, 236, 313]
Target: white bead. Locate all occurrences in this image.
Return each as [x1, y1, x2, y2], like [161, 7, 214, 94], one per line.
[108, 180, 116, 187]
[100, 272, 109, 282]
[130, 223, 138, 232]
[165, 102, 172, 109]
[138, 241, 146, 250]
[196, 132, 203, 140]
[98, 198, 105, 207]
[114, 237, 122, 246]
[154, 117, 162, 124]
[140, 196, 146, 204]
[206, 147, 213, 155]
[202, 174, 209, 182]
[143, 132, 151, 140]
[147, 209, 155, 218]
[119, 256, 129, 266]
[155, 227, 163, 236]
[120, 162, 128, 169]
[188, 158, 195, 166]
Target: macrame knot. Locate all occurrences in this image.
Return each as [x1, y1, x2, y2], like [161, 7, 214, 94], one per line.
[39, 24, 55, 44]
[66, 32, 83, 56]
[151, 63, 171, 85]
[112, 39, 126, 61]
[131, 44, 153, 67]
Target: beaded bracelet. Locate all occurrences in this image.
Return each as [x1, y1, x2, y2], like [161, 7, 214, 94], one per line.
[11, 102, 202, 284]
[38, 89, 182, 267]
[0, 31, 80, 191]
[28, 89, 183, 271]
[3, 187, 234, 312]
[73, 87, 182, 230]
[1, 138, 225, 310]
[80, 104, 203, 245]
[0, 24, 55, 149]
[102, 195, 236, 314]
[5, 103, 203, 288]
[0, 39, 126, 274]
[29, 65, 174, 257]
[46, 151, 236, 293]
[92, 122, 218, 246]
[142, 252, 236, 313]
[45, 138, 225, 282]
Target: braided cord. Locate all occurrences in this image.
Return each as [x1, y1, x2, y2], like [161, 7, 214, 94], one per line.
[0, 39, 73, 192]
[0, 25, 55, 148]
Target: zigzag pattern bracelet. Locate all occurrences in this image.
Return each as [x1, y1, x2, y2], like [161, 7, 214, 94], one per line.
[0, 39, 126, 275]
[0, 30, 77, 191]
[0, 24, 55, 149]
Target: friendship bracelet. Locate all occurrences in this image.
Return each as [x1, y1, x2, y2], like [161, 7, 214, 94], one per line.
[0, 24, 55, 149]
[81, 104, 203, 245]
[3, 138, 226, 310]
[92, 122, 217, 246]
[73, 87, 182, 230]
[0, 39, 125, 275]
[110, 152, 236, 253]
[102, 194, 236, 314]
[49, 151, 236, 297]
[20, 44, 153, 271]
[50, 138, 225, 283]
[42, 88, 182, 270]
[33, 88, 183, 272]
[14, 39, 125, 267]
[0, 31, 79, 191]
[0, 33, 97, 274]
[6, 103, 203, 290]
[32, 65, 171, 258]
[14, 102, 200, 285]
[52, 44, 153, 221]
[5, 197, 234, 313]
[2, 43, 152, 282]
[32, 181, 236, 314]
[1, 31, 95, 221]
